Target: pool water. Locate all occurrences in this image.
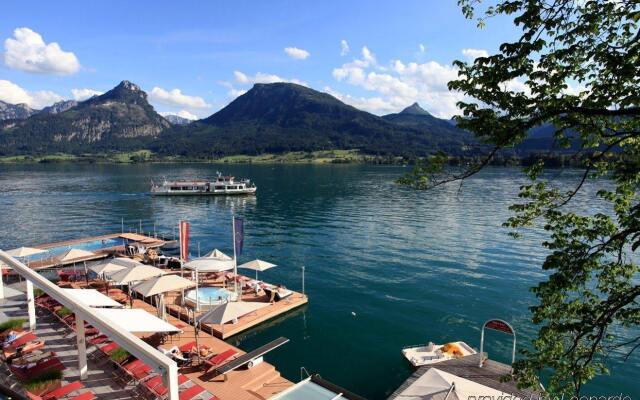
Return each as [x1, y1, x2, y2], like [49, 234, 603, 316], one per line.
[30, 237, 125, 261]
[186, 287, 234, 304]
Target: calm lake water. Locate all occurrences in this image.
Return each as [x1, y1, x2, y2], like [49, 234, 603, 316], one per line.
[0, 164, 637, 399]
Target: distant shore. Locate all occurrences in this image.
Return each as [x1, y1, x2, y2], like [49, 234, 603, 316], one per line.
[0, 149, 585, 168]
[0, 149, 398, 165]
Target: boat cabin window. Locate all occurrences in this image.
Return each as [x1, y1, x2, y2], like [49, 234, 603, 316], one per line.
[215, 186, 225, 190]
[228, 186, 237, 190]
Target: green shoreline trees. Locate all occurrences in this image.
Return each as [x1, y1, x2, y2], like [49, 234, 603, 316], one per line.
[400, 0, 639, 395]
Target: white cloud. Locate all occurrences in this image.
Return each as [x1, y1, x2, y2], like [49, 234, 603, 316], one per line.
[228, 88, 247, 98]
[340, 40, 350, 56]
[149, 87, 210, 109]
[418, 43, 426, 53]
[0, 79, 62, 109]
[71, 88, 103, 101]
[3, 27, 80, 75]
[461, 48, 489, 61]
[233, 70, 306, 86]
[284, 46, 310, 60]
[331, 46, 465, 117]
[160, 110, 198, 120]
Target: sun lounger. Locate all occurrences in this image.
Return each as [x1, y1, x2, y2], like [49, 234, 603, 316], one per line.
[100, 341, 120, 355]
[5, 332, 38, 349]
[10, 356, 65, 381]
[178, 341, 197, 353]
[4, 340, 45, 360]
[143, 374, 189, 398]
[209, 337, 289, 381]
[89, 334, 109, 346]
[179, 385, 207, 400]
[202, 349, 238, 372]
[40, 380, 84, 400]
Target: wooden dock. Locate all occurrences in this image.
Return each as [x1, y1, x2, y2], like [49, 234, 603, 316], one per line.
[132, 299, 294, 400]
[26, 233, 165, 270]
[388, 353, 540, 399]
[164, 287, 308, 339]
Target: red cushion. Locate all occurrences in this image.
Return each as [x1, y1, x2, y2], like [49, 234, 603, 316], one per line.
[178, 341, 196, 353]
[42, 380, 83, 400]
[208, 349, 237, 365]
[179, 385, 205, 400]
[70, 393, 95, 400]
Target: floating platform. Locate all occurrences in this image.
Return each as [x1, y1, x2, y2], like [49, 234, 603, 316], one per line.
[25, 233, 165, 270]
[165, 288, 308, 339]
[388, 353, 540, 399]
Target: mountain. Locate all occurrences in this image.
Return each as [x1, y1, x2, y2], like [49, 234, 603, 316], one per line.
[154, 83, 473, 157]
[0, 100, 37, 121]
[0, 81, 170, 154]
[40, 100, 78, 115]
[163, 114, 193, 125]
[382, 103, 471, 143]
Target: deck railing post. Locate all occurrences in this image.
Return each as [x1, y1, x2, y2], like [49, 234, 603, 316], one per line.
[76, 314, 88, 379]
[301, 266, 305, 296]
[26, 279, 36, 331]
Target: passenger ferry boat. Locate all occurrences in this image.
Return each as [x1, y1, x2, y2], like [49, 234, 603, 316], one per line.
[151, 173, 257, 196]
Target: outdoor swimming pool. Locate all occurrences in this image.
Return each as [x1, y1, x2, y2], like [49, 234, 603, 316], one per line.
[185, 286, 237, 309]
[29, 237, 126, 261]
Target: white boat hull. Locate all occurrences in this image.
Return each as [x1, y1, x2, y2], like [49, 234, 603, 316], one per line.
[402, 341, 477, 367]
[151, 187, 257, 196]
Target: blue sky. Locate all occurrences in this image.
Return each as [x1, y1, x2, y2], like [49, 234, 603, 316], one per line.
[0, 0, 519, 119]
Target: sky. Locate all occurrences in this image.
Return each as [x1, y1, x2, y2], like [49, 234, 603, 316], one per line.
[0, 0, 520, 119]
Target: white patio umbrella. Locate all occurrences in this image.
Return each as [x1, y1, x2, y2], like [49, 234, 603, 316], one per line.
[192, 300, 267, 356]
[108, 265, 164, 307]
[56, 248, 96, 262]
[108, 265, 164, 284]
[90, 258, 140, 277]
[6, 247, 46, 258]
[183, 257, 234, 272]
[2, 247, 47, 296]
[184, 257, 235, 310]
[203, 249, 232, 260]
[132, 274, 195, 319]
[238, 259, 277, 280]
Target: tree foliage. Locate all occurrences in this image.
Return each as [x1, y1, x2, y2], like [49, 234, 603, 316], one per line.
[399, 0, 640, 395]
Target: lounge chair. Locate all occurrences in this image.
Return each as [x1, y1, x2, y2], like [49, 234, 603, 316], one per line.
[10, 356, 65, 381]
[4, 332, 38, 349]
[178, 341, 197, 353]
[143, 374, 189, 398]
[202, 349, 238, 372]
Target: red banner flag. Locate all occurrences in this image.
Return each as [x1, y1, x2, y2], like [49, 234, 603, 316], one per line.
[179, 220, 190, 261]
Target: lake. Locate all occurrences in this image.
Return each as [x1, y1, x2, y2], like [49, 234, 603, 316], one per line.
[0, 163, 637, 399]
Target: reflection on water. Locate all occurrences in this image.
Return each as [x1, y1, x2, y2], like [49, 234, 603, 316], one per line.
[0, 164, 636, 399]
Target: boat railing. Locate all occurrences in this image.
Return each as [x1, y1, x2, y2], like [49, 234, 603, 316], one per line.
[402, 343, 429, 350]
[300, 366, 311, 381]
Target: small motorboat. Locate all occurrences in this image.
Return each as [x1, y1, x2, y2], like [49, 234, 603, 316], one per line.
[402, 341, 477, 367]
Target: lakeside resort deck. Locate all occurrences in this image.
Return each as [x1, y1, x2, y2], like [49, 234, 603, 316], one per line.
[0, 232, 311, 400]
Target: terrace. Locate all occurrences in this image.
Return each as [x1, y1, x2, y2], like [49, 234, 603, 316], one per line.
[0, 233, 309, 400]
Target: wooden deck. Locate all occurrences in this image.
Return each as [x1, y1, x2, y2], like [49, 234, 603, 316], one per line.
[388, 353, 540, 399]
[133, 298, 294, 400]
[163, 282, 308, 339]
[26, 233, 165, 270]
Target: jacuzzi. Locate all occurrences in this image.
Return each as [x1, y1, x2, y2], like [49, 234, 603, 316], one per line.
[184, 286, 238, 310]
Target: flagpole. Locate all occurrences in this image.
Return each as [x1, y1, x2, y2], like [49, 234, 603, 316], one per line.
[232, 215, 238, 301]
